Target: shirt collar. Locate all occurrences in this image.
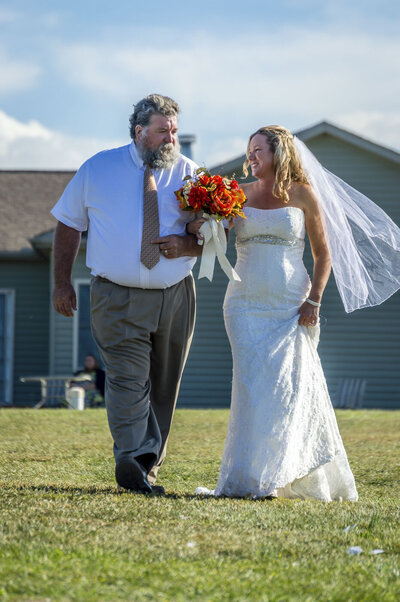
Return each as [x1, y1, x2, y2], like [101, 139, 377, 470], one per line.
[129, 140, 145, 169]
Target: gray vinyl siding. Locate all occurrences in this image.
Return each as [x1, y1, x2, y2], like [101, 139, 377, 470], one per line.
[0, 260, 50, 406]
[303, 242, 400, 409]
[179, 237, 236, 407]
[303, 134, 400, 408]
[305, 134, 400, 222]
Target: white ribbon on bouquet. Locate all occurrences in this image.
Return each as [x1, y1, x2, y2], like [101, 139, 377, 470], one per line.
[197, 214, 241, 282]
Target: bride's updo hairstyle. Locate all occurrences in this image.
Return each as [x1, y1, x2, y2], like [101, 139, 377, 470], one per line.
[243, 125, 308, 204]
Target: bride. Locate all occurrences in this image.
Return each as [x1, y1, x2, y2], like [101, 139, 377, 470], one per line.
[189, 125, 400, 501]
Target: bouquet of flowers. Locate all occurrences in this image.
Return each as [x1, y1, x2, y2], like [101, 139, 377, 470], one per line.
[175, 168, 247, 281]
[175, 167, 247, 221]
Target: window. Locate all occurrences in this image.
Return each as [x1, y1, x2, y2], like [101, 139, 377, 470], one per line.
[0, 290, 15, 405]
[73, 280, 100, 371]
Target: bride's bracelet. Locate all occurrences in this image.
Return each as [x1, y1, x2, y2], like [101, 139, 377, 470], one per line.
[305, 298, 321, 308]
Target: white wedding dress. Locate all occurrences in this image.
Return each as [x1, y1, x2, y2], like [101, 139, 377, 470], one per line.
[196, 206, 358, 502]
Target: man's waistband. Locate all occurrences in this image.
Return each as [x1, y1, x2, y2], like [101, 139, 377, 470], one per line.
[92, 274, 193, 289]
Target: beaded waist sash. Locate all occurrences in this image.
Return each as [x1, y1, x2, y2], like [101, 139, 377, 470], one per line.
[236, 234, 304, 248]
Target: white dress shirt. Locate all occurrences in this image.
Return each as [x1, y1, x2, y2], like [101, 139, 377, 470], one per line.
[52, 141, 198, 288]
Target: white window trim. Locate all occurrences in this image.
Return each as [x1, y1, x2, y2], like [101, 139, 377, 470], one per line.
[72, 278, 91, 372]
[0, 289, 15, 405]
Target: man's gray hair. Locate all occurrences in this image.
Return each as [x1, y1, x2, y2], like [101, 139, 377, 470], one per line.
[129, 94, 180, 139]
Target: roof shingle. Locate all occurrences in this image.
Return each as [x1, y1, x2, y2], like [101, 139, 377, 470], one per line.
[0, 170, 74, 253]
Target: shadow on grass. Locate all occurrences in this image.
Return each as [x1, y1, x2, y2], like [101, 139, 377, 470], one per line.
[2, 483, 118, 496]
[2, 482, 280, 504]
[2, 482, 202, 500]
[0, 483, 282, 503]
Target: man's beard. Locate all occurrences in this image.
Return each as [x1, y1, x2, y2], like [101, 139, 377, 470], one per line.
[137, 138, 180, 169]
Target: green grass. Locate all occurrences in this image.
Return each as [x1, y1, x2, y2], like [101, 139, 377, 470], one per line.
[0, 409, 399, 601]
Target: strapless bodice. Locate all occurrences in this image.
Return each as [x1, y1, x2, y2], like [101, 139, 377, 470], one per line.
[225, 206, 310, 311]
[235, 206, 306, 245]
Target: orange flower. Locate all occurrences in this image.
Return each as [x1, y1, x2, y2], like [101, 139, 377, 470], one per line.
[174, 168, 247, 221]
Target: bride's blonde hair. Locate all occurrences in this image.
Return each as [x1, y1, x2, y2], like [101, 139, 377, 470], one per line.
[243, 125, 308, 204]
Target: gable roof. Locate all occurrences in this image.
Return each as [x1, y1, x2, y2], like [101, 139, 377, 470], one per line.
[297, 121, 400, 164]
[211, 120, 400, 174]
[0, 170, 74, 256]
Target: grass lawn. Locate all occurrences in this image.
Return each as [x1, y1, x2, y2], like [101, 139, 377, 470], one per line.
[0, 408, 399, 601]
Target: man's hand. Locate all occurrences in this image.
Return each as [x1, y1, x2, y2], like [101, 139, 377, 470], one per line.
[53, 283, 77, 317]
[152, 233, 203, 258]
[52, 221, 81, 317]
[186, 217, 206, 240]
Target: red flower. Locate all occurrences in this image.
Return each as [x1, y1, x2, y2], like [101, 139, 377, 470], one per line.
[188, 186, 209, 211]
[175, 168, 247, 220]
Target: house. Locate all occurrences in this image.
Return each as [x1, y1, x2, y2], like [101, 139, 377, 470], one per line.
[1, 122, 399, 408]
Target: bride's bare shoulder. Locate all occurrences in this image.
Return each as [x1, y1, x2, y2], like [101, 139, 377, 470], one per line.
[290, 182, 319, 212]
[290, 181, 312, 195]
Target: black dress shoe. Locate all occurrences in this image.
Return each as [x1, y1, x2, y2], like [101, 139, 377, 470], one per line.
[150, 485, 165, 495]
[115, 458, 152, 493]
[117, 483, 165, 496]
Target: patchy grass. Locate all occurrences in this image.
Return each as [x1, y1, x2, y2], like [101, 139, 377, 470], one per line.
[0, 409, 399, 601]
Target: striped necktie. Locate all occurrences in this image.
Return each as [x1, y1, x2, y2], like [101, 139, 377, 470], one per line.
[140, 165, 160, 270]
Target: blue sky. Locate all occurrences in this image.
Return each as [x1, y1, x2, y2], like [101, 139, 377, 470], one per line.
[0, 0, 399, 168]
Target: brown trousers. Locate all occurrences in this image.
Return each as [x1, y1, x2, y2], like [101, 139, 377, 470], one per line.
[90, 274, 196, 483]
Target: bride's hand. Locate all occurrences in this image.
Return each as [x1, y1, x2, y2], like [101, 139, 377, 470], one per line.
[186, 217, 207, 239]
[298, 301, 319, 327]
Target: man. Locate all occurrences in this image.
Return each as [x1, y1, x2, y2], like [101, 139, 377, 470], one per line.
[52, 94, 201, 494]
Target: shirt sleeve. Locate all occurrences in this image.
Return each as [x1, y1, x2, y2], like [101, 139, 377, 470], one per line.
[51, 162, 89, 231]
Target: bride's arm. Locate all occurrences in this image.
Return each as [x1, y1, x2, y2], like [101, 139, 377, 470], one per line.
[298, 185, 331, 325]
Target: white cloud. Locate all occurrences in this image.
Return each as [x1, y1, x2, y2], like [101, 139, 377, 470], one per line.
[0, 111, 52, 147]
[0, 110, 125, 169]
[52, 26, 400, 164]
[0, 47, 40, 94]
[54, 27, 399, 114]
[1, 19, 399, 168]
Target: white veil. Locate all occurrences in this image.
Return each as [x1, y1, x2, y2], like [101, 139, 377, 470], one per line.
[294, 137, 400, 313]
